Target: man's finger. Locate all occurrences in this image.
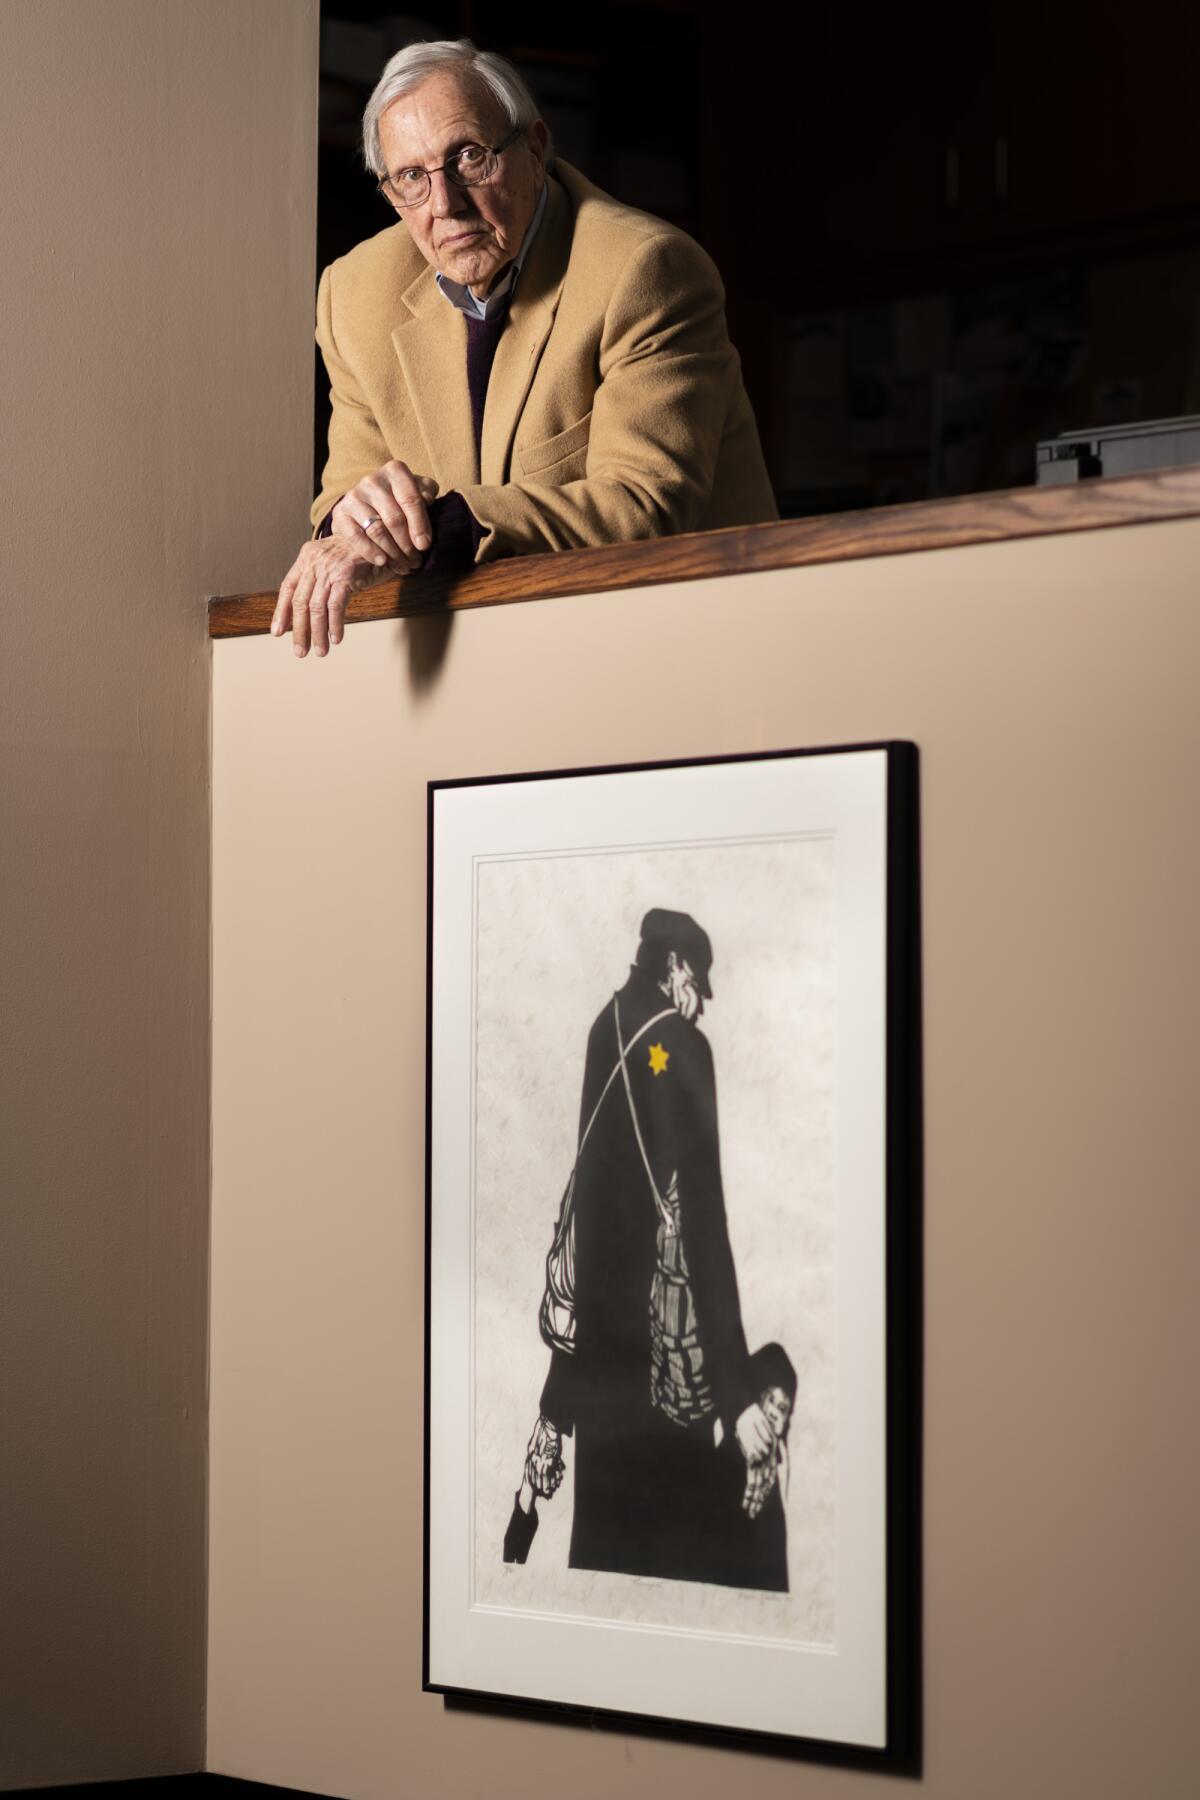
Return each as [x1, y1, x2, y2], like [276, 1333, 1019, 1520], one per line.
[361, 471, 426, 561]
[371, 511, 422, 571]
[333, 503, 398, 568]
[371, 488, 426, 569]
[308, 568, 331, 657]
[290, 563, 315, 657]
[337, 468, 438, 568]
[351, 512, 401, 568]
[272, 562, 300, 636]
[314, 551, 369, 651]
[327, 572, 352, 647]
[332, 487, 404, 566]
[380, 465, 432, 553]
[394, 487, 432, 552]
[271, 588, 292, 638]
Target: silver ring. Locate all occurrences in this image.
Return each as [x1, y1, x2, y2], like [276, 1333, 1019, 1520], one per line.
[360, 514, 381, 532]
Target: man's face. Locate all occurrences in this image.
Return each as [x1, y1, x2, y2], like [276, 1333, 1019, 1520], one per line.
[378, 70, 548, 296]
[665, 952, 705, 1023]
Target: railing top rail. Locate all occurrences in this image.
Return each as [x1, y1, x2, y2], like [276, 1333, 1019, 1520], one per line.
[209, 466, 1200, 639]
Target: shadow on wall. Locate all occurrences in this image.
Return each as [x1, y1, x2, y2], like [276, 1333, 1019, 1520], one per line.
[402, 607, 456, 698]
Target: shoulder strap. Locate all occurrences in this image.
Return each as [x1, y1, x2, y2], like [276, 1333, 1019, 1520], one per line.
[614, 995, 671, 1225]
[540, 996, 676, 1353]
[572, 1001, 675, 1167]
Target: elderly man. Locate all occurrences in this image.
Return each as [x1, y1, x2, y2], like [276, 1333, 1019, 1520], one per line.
[272, 38, 777, 656]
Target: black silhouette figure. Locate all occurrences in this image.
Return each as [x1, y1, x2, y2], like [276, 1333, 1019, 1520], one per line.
[503, 908, 794, 1592]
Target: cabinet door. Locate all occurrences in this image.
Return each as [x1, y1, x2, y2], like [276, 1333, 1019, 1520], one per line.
[988, 4, 1200, 238]
[773, 12, 990, 272]
[751, 5, 1200, 274]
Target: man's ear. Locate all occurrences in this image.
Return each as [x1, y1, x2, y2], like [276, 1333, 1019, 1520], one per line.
[529, 117, 550, 171]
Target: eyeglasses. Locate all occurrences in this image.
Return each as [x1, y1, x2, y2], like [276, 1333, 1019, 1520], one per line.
[378, 123, 525, 209]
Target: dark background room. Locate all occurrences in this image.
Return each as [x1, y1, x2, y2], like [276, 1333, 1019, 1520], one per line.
[314, 0, 1200, 517]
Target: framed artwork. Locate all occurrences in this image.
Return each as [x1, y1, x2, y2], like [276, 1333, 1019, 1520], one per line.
[424, 742, 920, 1766]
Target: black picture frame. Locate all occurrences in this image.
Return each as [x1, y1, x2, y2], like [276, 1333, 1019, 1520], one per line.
[424, 741, 921, 1770]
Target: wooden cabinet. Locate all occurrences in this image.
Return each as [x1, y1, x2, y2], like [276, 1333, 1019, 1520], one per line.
[773, 13, 985, 270]
[760, 3, 1200, 279]
[986, 5, 1200, 239]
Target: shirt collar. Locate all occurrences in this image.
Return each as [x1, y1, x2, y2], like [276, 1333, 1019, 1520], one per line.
[435, 180, 548, 322]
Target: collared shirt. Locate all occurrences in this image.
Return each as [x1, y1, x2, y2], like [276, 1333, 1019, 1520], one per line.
[434, 180, 548, 322]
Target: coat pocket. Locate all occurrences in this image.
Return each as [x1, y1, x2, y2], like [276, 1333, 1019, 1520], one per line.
[517, 411, 592, 477]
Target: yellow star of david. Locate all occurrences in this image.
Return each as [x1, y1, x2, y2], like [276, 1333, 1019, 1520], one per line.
[648, 1042, 670, 1076]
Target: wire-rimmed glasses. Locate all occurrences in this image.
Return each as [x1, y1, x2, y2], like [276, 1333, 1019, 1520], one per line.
[377, 122, 525, 209]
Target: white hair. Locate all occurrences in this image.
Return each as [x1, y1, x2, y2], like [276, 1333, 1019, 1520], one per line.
[362, 37, 553, 179]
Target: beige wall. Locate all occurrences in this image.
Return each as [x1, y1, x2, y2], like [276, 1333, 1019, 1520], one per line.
[0, 2, 317, 1786]
[210, 519, 1199, 1798]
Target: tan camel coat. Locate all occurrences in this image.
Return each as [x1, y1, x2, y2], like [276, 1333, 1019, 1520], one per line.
[311, 161, 778, 560]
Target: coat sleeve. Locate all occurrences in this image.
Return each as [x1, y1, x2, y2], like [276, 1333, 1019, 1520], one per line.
[310, 263, 394, 535]
[671, 1031, 755, 1431]
[539, 1347, 577, 1437]
[460, 232, 758, 559]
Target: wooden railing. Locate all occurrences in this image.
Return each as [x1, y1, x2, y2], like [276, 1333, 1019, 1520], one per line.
[208, 466, 1200, 639]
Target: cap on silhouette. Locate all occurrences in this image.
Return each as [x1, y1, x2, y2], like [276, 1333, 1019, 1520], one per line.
[638, 908, 714, 998]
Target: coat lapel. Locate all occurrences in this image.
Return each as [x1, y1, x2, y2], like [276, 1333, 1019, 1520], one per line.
[479, 178, 572, 485]
[390, 267, 478, 486]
